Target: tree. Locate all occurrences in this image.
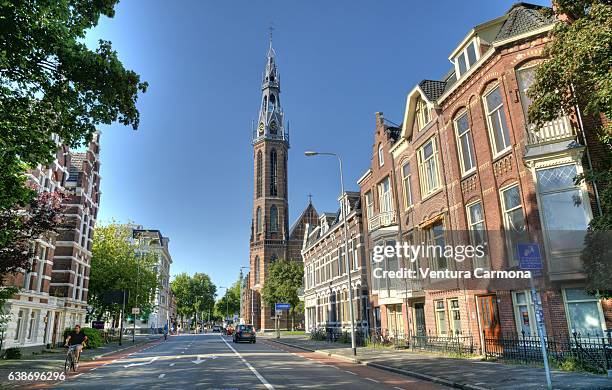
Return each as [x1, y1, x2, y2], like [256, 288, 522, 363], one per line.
[0, 0, 147, 212]
[261, 259, 304, 330]
[88, 223, 159, 323]
[170, 272, 216, 327]
[0, 191, 66, 283]
[215, 279, 241, 320]
[527, 0, 612, 297]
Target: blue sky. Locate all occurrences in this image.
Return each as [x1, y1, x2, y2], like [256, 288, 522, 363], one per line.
[87, 0, 549, 289]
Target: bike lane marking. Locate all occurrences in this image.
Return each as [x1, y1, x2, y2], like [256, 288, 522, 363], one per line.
[220, 336, 274, 390]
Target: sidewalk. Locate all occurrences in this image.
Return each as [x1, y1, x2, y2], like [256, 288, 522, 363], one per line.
[267, 335, 612, 390]
[0, 334, 161, 374]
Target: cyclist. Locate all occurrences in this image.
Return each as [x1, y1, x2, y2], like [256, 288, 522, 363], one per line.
[65, 325, 88, 366]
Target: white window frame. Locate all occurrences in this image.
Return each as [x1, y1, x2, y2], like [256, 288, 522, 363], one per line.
[483, 84, 512, 158]
[562, 288, 606, 337]
[448, 298, 461, 336]
[466, 200, 489, 269]
[511, 290, 538, 336]
[415, 98, 431, 130]
[378, 143, 384, 167]
[533, 162, 593, 258]
[417, 137, 441, 198]
[401, 162, 413, 210]
[435, 299, 447, 336]
[500, 183, 526, 266]
[453, 111, 476, 176]
[454, 38, 481, 78]
[378, 177, 393, 213]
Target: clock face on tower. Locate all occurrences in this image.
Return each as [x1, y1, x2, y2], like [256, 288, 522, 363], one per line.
[258, 121, 264, 136]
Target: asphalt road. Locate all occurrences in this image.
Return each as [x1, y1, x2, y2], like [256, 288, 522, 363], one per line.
[48, 333, 449, 389]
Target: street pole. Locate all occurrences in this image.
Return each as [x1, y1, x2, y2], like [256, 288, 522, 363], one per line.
[530, 276, 552, 390]
[119, 291, 126, 346]
[305, 151, 357, 356]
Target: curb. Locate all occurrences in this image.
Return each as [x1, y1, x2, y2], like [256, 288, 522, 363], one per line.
[270, 339, 489, 390]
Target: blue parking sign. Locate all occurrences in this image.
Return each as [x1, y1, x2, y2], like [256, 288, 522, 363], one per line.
[517, 243, 543, 270]
[275, 303, 291, 311]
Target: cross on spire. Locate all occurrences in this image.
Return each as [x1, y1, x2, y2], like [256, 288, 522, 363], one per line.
[308, 194, 313, 204]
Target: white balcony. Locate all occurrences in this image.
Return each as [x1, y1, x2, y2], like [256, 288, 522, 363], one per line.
[526, 115, 575, 146]
[368, 210, 397, 231]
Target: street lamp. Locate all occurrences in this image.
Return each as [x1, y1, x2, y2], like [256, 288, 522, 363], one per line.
[304, 151, 357, 356]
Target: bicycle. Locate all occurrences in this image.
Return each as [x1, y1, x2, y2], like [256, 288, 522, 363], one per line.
[64, 345, 78, 373]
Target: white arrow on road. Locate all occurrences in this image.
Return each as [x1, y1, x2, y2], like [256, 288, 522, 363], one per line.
[192, 355, 206, 364]
[192, 354, 217, 364]
[123, 356, 158, 368]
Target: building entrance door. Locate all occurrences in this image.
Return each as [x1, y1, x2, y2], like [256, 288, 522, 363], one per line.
[478, 295, 501, 344]
[414, 302, 426, 336]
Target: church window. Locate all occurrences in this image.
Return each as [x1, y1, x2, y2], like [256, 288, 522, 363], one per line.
[256, 151, 262, 198]
[256, 207, 262, 233]
[270, 205, 279, 232]
[254, 256, 260, 284]
[270, 149, 278, 196]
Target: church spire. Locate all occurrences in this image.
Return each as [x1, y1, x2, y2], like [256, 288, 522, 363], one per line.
[254, 34, 287, 145]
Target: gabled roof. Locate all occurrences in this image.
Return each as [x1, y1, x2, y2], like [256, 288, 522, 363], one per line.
[289, 202, 318, 238]
[494, 3, 554, 41]
[418, 80, 447, 102]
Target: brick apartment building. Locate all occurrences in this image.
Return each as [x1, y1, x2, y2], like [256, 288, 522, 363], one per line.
[359, 2, 611, 349]
[246, 41, 318, 331]
[302, 193, 370, 332]
[3, 133, 101, 351]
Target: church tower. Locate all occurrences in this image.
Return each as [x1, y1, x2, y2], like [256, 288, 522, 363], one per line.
[249, 39, 290, 331]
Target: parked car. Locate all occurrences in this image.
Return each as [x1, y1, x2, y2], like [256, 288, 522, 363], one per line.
[233, 324, 256, 343]
[212, 325, 221, 333]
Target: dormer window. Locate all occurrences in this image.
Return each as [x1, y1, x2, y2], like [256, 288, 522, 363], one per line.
[454, 40, 479, 78]
[415, 98, 430, 130]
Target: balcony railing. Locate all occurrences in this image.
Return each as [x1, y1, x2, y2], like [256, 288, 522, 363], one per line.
[368, 210, 397, 231]
[526, 115, 575, 146]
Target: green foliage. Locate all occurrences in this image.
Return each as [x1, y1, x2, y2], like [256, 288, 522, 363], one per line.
[528, 0, 612, 298]
[0, 286, 19, 333]
[170, 272, 216, 323]
[88, 224, 160, 319]
[0, 0, 147, 210]
[0, 191, 66, 282]
[4, 347, 21, 359]
[527, 1, 612, 139]
[62, 327, 103, 349]
[261, 259, 304, 317]
[215, 279, 241, 319]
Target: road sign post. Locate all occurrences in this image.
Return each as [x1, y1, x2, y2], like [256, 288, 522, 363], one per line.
[132, 307, 140, 342]
[275, 303, 291, 339]
[517, 243, 552, 390]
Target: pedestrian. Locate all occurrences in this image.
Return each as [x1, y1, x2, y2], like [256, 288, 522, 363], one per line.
[163, 323, 168, 341]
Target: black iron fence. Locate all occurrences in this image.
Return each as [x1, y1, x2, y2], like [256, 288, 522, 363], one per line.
[410, 332, 475, 355]
[484, 331, 612, 373]
[308, 327, 367, 346]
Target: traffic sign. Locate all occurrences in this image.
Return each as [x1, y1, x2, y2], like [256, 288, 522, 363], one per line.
[517, 243, 543, 270]
[132, 307, 140, 315]
[275, 303, 291, 311]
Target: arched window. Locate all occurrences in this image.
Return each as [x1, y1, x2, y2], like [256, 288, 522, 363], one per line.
[270, 149, 278, 196]
[256, 207, 262, 233]
[378, 143, 384, 167]
[254, 256, 260, 284]
[270, 205, 278, 232]
[256, 151, 262, 198]
[263, 96, 268, 112]
[269, 94, 276, 112]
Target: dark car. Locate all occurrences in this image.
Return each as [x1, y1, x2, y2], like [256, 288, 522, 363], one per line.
[233, 324, 256, 343]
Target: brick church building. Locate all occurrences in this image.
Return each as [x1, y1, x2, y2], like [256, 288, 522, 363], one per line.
[245, 40, 318, 331]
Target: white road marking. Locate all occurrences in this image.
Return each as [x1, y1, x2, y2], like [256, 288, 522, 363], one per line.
[344, 370, 357, 375]
[158, 374, 165, 379]
[123, 356, 159, 368]
[169, 363, 175, 367]
[74, 373, 83, 378]
[366, 378, 380, 383]
[393, 387, 406, 390]
[220, 336, 274, 390]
